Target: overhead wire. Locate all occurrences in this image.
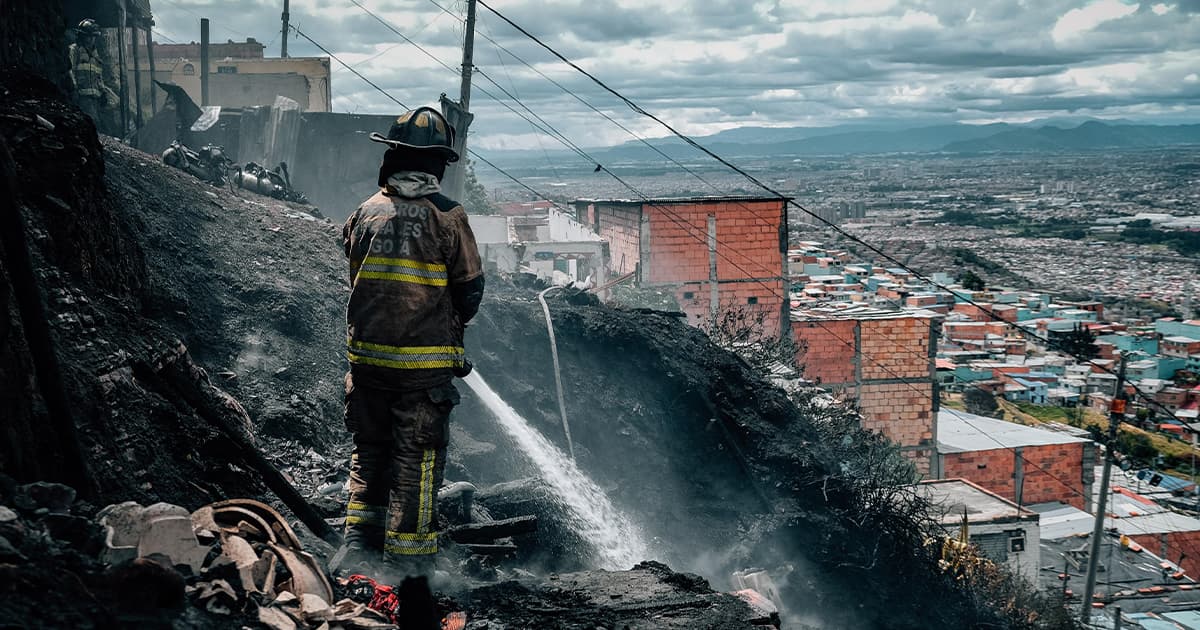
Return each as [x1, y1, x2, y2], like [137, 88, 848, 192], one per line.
[472, 0, 1184, 424]
[291, 25, 547, 201]
[377, 0, 1187, 436]
[338, 4, 1184, 498]
[479, 17, 562, 181]
[317, 2, 1185, 540]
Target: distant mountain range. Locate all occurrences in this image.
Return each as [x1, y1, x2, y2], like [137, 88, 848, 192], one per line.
[490, 118, 1200, 163]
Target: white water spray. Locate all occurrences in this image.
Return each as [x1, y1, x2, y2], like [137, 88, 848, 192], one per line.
[462, 371, 651, 570]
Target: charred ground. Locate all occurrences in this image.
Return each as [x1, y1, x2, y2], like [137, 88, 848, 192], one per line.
[0, 56, 1068, 629]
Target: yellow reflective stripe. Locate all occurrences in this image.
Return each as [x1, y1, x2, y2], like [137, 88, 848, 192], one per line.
[386, 531, 438, 542]
[384, 543, 437, 555]
[346, 341, 464, 370]
[348, 354, 462, 370]
[356, 270, 447, 286]
[384, 531, 437, 556]
[417, 449, 436, 534]
[346, 501, 387, 526]
[362, 257, 446, 272]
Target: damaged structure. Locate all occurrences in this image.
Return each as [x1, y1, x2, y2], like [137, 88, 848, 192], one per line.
[572, 196, 790, 339]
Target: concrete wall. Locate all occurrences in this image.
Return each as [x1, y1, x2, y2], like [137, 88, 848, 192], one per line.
[209, 72, 312, 111]
[523, 241, 607, 285]
[792, 315, 938, 475]
[289, 112, 398, 220]
[941, 442, 1090, 511]
[968, 518, 1042, 583]
[146, 55, 331, 113]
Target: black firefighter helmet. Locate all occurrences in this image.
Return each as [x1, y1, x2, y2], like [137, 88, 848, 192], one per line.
[369, 107, 459, 163]
[77, 18, 101, 37]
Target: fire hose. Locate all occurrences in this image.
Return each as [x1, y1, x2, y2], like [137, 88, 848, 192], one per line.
[538, 286, 575, 460]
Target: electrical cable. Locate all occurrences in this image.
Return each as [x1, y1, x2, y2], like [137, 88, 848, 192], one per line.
[474, 0, 1182, 422]
[306, 9, 1183, 545]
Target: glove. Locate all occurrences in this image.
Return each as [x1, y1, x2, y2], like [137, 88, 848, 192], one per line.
[452, 358, 473, 378]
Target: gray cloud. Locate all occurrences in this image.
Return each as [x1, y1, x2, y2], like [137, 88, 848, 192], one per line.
[150, 0, 1200, 150]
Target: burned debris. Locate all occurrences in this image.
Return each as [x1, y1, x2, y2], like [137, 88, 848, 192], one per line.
[0, 3, 1089, 627]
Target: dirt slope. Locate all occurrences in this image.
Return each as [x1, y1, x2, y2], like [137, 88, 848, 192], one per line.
[0, 70, 1040, 628]
[1, 70, 347, 509]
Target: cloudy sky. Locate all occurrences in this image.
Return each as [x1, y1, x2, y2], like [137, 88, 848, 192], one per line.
[151, 0, 1200, 150]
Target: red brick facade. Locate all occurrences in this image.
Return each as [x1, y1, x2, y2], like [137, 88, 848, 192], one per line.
[578, 198, 788, 339]
[791, 313, 937, 475]
[940, 442, 1090, 510]
[1129, 531, 1200, 579]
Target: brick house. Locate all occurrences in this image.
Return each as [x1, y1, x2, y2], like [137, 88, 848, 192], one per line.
[1162, 336, 1200, 359]
[791, 305, 939, 475]
[572, 196, 789, 339]
[938, 409, 1095, 511]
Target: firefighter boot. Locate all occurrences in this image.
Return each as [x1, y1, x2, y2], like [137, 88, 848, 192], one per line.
[330, 527, 383, 577]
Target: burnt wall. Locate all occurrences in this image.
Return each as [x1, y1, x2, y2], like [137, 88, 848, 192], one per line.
[1, 0, 71, 93]
[291, 111, 397, 220]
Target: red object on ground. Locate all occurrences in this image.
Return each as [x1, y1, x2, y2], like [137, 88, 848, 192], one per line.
[343, 574, 467, 628]
[345, 575, 401, 623]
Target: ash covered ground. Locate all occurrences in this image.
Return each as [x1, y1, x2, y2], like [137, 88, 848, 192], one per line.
[0, 66, 1059, 629]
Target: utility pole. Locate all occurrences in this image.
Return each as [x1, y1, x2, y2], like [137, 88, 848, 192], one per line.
[280, 0, 290, 58]
[440, 0, 476, 203]
[200, 18, 210, 106]
[1081, 356, 1127, 624]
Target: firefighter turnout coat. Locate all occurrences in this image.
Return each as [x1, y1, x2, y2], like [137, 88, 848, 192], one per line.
[342, 185, 483, 391]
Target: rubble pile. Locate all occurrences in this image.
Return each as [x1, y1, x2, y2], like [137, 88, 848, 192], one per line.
[0, 478, 400, 629]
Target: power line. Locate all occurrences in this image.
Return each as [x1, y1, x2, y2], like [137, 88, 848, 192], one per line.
[473, 0, 1182, 423]
[291, 26, 547, 202]
[351, 1, 1184, 454]
[329, 1, 1182, 526]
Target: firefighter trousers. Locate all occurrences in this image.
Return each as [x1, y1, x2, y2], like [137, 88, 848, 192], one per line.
[342, 374, 459, 573]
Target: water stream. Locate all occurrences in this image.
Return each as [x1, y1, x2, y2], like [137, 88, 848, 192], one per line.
[462, 371, 652, 570]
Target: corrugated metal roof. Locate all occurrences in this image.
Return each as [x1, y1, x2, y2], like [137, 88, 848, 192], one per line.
[937, 409, 1090, 453]
[1164, 611, 1200, 629]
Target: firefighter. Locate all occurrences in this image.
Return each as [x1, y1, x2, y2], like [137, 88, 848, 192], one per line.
[69, 18, 120, 136]
[334, 107, 484, 580]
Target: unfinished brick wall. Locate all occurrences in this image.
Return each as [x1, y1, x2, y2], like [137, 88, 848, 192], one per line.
[1129, 531, 1200, 579]
[594, 203, 642, 275]
[595, 198, 788, 339]
[792, 319, 857, 385]
[674, 282, 786, 340]
[791, 314, 937, 475]
[940, 442, 1088, 510]
[642, 199, 784, 285]
[943, 322, 1008, 342]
